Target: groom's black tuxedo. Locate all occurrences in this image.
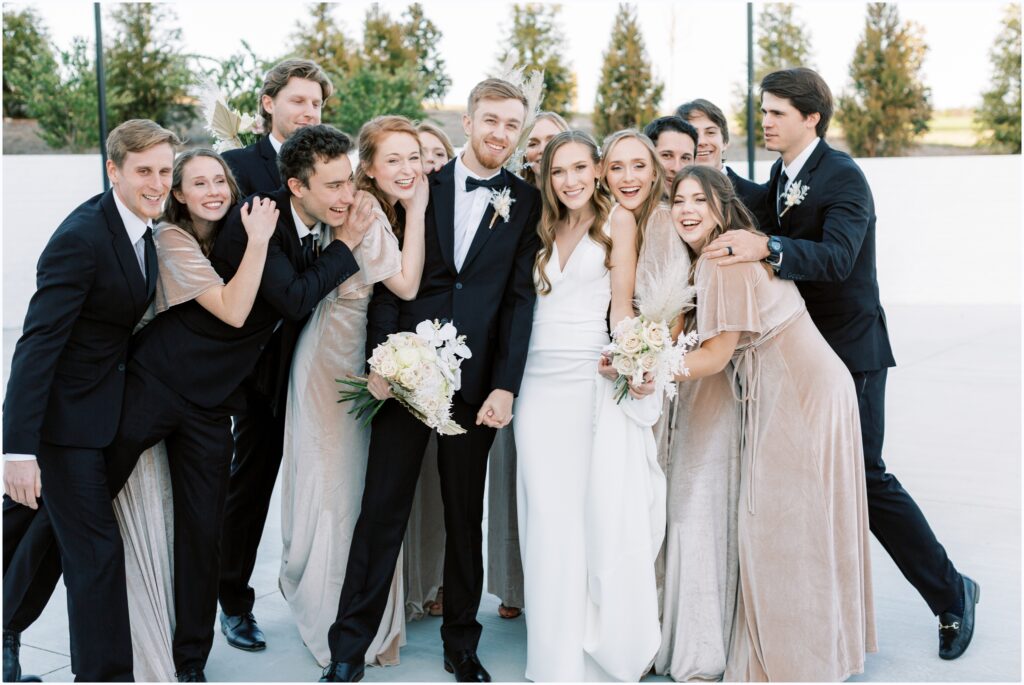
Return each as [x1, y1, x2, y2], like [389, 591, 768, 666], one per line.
[222, 135, 282, 197]
[766, 139, 960, 616]
[2, 189, 155, 681]
[328, 159, 541, 663]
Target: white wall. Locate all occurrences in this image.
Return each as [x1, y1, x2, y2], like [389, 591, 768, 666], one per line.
[3, 154, 1021, 328]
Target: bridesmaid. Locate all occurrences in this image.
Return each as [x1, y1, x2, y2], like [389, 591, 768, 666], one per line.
[403, 120, 453, 621]
[116, 149, 280, 680]
[486, 110, 572, 624]
[669, 165, 875, 681]
[277, 115, 428, 668]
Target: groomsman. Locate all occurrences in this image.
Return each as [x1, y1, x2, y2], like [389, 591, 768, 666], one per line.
[2, 120, 179, 681]
[643, 115, 697, 198]
[705, 67, 978, 660]
[218, 58, 333, 652]
[676, 98, 771, 227]
[320, 79, 542, 683]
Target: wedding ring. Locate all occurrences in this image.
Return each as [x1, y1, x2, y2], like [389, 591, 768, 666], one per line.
[726, 246, 734, 256]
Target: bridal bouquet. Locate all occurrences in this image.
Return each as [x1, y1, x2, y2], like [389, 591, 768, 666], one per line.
[338, 320, 472, 435]
[604, 317, 697, 403]
[198, 82, 262, 153]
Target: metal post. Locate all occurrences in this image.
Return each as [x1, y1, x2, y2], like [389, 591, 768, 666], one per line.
[747, 2, 756, 181]
[95, 3, 109, 191]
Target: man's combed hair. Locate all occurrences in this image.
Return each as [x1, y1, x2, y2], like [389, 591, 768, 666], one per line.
[760, 67, 834, 138]
[676, 98, 732, 144]
[106, 119, 180, 167]
[466, 78, 528, 115]
[278, 124, 352, 188]
[258, 59, 334, 134]
[643, 115, 699, 150]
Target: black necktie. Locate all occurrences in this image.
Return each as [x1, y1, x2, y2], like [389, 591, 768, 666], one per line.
[143, 227, 156, 292]
[776, 170, 789, 218]
[301, 233, 315, 268]
[465, 174, 505, 192]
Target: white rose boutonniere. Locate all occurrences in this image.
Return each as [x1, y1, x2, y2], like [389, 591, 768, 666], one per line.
[488, 187, 515, 229]
[778, 180, 810, 218]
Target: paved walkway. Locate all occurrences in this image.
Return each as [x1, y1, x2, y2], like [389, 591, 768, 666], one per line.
[7, 304, 1021, 682]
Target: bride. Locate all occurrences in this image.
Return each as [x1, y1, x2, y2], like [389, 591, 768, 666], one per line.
[514, 130, 661, 682]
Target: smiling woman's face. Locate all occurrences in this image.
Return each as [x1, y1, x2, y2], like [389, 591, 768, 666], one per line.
[603, 137, 656, 211]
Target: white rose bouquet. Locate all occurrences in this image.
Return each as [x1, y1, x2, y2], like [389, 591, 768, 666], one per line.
[338, 319, 472, 435]
[603, 315, 697, 404]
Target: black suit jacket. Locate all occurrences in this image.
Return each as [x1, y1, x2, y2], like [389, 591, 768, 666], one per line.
[3, 190, 156, 454]
[726, 166, 771, 229]
[222, 136, 282, 198]
[130, 187, 359, 411]
[366, 160, 541, 405]
[766, 140, 895, 373]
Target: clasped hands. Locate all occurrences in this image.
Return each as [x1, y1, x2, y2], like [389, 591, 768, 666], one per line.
[366, 371, 514, 429]
[598, 353, 655, 399]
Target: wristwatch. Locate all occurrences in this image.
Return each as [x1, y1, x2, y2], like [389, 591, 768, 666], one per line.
[765, 235, 783, 270]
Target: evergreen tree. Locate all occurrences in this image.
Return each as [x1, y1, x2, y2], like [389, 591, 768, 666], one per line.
[593, 3, 663, 138]
[976, 3, 1021, 152]
[362, 3, 415, 74]
[11, 36, 100, 151]
[734, 3, 814, 144]
[328, 67, 426, 136]
[3, 7, 59, 118]
[104, 3, 196, 131]
[289, 2, 357, 89]
[497, 4, 576, 117]
[402, 3, 451, 105]
[836, 3, 932, 157]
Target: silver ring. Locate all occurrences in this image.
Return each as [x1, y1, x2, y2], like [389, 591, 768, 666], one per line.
[726, 246, 734, 256]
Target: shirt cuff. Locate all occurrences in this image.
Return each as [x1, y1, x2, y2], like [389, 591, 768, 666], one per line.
[4, 453, 37, 462]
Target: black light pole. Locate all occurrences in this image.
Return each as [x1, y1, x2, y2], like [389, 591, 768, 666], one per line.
[746, 2, 756, 181]
[95, 3, 109, 191]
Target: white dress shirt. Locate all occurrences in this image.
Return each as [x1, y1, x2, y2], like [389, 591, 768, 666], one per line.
[268, 133, 284, 155]
[780, 137, 821, 192]
[452, 154, 502, 272]
[289, 198, 321, 243]
[5, 189, 152, 463]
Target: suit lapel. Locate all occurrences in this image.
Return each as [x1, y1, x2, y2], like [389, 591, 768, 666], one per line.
[432, 161, 457, 276]
[781, 140, 828, 232]
[275, 188, 302, 264]
[101, 190, 148, 322]
[260, 135, 283, 191]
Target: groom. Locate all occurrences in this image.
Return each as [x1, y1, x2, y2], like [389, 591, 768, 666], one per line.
[321, 78, 541, 683]
[705, 67, 978, 661]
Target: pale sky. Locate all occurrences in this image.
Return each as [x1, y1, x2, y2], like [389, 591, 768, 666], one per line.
[14, 0, 1012, 114]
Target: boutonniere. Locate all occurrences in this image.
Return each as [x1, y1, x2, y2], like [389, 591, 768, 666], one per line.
[488, 187, 515, 229]
[778, 180, 810, 218]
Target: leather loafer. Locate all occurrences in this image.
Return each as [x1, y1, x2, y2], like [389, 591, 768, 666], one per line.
[939, 575, 980, 660]
[443, 648, 491, 682]
[175, 667, 206, 682]
[220, 611, 266, 651]
[319, 661, 364, 682]
[3, 631, 42, 682]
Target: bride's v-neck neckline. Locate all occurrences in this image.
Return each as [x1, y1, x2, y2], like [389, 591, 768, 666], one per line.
[553, 218, 596, 274]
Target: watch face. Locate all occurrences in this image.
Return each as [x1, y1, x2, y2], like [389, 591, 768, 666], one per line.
[769, 237, 782, 253]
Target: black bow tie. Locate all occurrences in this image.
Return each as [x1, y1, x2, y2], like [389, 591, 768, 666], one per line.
[465, 174, 505, 192]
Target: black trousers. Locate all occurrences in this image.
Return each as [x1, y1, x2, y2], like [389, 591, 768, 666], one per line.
[216, 384, 286, 616]
[328, 394, 496, 663]
[853, 368, 961, 615]
[2, 364, 234, 673]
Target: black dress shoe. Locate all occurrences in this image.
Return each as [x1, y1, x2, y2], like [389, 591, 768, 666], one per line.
[939, 575, 980, 660]
[3, 631, 42, 682]
[175, 667, 206, 682]
[220, 611, 266, 651]
[443, 649, 491, 683]
[319, 661, 364, 682]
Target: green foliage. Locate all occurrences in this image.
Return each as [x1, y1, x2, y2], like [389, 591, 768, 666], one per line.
[593, 3, 663, 139]
[289, 2, 358, 89]
[497, 4, 577, 117]
[836, 3, 932, 157]
[402, 3, 451, 105]
[734, 4, 814, 144]
[3, 7, 58, 118]
[104, 3, 196, 133]
[326, 66, 426, 137]
[362, 3, 415, 73]
[976, 3, 1021, 152]
[11, 36, 100, 151]
[208, 40, 274, 115]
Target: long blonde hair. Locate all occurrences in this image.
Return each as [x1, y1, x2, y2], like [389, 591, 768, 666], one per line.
[600, 129, 665, 256]
[534, 130, 613, 295]
[355, 115, 421, 240]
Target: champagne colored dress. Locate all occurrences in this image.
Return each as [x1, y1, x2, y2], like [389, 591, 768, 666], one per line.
[277, 206, 408, 667]
[691, 258, 876, 682]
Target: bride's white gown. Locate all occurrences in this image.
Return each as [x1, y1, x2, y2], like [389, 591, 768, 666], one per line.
[514, 206, 664, 682]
